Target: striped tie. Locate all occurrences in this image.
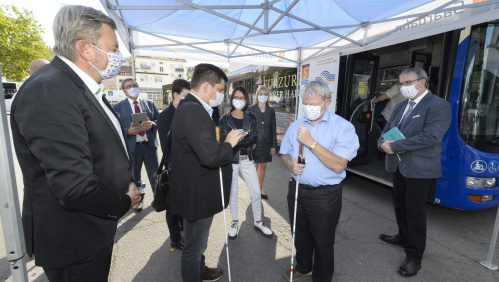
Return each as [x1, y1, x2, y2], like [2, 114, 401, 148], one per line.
[399, 101, 416, 128]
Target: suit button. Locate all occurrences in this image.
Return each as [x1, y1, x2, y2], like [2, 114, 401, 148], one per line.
[127, 167, 131, 171]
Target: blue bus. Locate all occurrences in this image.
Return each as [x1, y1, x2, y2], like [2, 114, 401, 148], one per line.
[227, 21, 499, 210]
[341, 21, 499, 210]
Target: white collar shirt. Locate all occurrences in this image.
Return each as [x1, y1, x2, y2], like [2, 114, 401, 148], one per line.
[127, 97, 148, 142]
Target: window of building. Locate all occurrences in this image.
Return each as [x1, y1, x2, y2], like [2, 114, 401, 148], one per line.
[159, 62, 163, 65]
[151, 63, 156, 67]
[140, 75, 149, 82]
[154, 76, 163, 83]
[170, 64, 174, 69]
[160, 67, 164, 72]
[171, 73, 175, 78]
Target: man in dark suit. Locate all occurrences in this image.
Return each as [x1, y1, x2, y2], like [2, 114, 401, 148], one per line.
[114, 78, 160, 211]
[378, 68, 452, 277]
[169, 63, 244, 282]
[157, 78, 190, 250]
[10, 5, 141, 281]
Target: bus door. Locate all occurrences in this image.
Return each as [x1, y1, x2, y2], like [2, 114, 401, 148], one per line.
[342, 54, 379, 166]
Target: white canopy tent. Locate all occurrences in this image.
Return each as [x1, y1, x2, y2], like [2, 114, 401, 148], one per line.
[99, 0, 499, 69]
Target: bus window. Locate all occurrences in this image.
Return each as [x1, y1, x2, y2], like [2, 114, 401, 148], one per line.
[458, 23, 499, 153]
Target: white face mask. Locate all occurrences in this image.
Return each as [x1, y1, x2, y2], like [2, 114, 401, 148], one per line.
[303, 101, 327, 121]
[207, 84, 225, 107]
[233, 99, 246, 110]
[127, 87, 140, 98]
[258, 95, 268, 103]
[400, 80, 421, 99]
[89, 44, 124, 80]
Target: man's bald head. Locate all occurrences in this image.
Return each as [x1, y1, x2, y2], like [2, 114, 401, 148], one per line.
[28, 59, 50, 75]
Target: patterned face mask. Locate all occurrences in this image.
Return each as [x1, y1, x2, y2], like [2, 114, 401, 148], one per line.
[233, 99, 246, 110]
[400, 80, 421, 99]
[303, 100, 327, 121]
[258, 95, 268, 103]
[89, 44, 124, 80]
[127, 87, 140, 98]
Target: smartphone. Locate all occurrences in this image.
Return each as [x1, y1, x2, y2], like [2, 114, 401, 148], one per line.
[242, 130, 251, 134]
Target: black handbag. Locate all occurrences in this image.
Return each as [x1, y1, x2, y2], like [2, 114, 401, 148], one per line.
[151, 132, 172, 212]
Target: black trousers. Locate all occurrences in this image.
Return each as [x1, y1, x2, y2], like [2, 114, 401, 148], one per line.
[393, 169, 435, 263]
[43, 242, 113, 282]
[287, 179, 342, 282]
[166, 208, 183, 243]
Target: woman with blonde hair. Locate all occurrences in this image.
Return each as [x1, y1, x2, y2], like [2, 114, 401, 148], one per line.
[248, 85, 277, 200]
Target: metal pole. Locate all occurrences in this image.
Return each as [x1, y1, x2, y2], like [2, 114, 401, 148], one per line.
[0, 72, 29, 281]
[479, 206, 499, 270]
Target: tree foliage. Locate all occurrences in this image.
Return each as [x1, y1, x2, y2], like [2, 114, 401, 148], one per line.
[0, 5, 51, 81]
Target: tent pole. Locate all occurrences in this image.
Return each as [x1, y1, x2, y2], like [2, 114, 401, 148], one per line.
[0, 72, 29, 281]
[294, 49, 302, 120]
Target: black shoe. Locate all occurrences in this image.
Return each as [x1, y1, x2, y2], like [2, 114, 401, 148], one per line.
[379, 234, 405, 246]
[397, 259, 421, 277]
[261, 193, 268, 200]
[134, 202, 143, 212]
[171, 238, 184, 250]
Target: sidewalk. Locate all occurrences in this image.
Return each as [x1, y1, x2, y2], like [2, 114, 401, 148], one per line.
[2, 153, 499, 281]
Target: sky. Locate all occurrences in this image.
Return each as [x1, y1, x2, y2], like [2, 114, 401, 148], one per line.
[1, 0, 228, 67]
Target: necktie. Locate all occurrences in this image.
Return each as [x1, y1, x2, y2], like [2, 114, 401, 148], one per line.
[399, 101, 416, 128]
[133, 101, 146, 136]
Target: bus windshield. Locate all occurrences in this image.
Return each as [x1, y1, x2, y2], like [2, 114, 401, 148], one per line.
[458, 23, 499, 153]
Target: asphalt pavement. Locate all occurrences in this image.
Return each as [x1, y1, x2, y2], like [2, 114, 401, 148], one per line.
[2, 128, 499, 281]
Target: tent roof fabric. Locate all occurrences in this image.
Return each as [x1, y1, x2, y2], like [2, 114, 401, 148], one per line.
[100, 0, 499, 66]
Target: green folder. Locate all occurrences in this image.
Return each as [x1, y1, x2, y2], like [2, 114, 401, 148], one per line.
[382, 127, 406, 141]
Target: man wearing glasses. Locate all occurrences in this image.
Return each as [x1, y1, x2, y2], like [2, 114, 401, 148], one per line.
[378, 68, 451, 277]
[114, 78, 160, 211]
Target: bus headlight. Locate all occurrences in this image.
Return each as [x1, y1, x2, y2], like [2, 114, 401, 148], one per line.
[466, 177, 497, 188]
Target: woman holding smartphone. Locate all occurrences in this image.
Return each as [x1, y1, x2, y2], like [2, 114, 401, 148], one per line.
[247, 86, 277, 200]
[219, 86, 273, 239]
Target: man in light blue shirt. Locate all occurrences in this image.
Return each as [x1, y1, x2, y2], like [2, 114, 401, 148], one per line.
[280, 81, 359, 281]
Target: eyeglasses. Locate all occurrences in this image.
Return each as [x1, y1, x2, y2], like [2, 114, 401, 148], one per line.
[233, 96, 245, 100]
[124, 84, 139, 90]
[397, 79, 421, 87]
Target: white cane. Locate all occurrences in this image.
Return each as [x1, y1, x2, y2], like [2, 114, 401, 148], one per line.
[290, 143, 305, 282]
[216, 127, 231, 281]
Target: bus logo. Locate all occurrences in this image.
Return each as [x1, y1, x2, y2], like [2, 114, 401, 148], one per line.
[488, 160, 498, 174]
[314, 71, 336, 85]
[471, 160, 487, 173]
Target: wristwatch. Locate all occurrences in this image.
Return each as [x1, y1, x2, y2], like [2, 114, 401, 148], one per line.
[309, 141, 318, 150]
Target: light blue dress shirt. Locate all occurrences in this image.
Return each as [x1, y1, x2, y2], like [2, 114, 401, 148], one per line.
[279, 110, 359, 186]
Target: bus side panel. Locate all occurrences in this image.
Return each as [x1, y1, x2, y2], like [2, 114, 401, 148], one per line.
[435, 35, 499, 210]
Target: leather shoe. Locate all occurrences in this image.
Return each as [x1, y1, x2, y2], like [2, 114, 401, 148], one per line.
[398, 259, 421, 277]
[201, 266, 223, 281]
[171, 238, 184, 250]
[134, 202, 143, 212]
[379, 234, 405, 246]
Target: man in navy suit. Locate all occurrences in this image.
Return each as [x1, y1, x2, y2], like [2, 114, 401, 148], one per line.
[114, 78, 160, 211]
[378, 68, 452, 277]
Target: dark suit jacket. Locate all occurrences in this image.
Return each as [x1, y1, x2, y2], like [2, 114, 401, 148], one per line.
[378, 91, 452, 178]
[168, 94, 233, 221]
[247, 105, 277, 149]
[158, 102, 176, 153]
[113, 97, 160, 153]
[10, 56, 132, 267]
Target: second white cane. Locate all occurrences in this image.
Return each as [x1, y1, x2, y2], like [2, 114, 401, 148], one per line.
[215, 127, 232, 281]
[290, 142, 305, 282]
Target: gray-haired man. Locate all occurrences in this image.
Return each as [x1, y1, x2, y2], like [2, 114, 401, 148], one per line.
[378, 68, 451, 277]
[11, 5, 140, 281]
